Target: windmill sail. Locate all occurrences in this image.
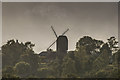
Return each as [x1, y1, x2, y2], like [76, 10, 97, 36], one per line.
[51, 26, 58, 38]
[47, 40, 57, 50]
[62, 28, 69, 35]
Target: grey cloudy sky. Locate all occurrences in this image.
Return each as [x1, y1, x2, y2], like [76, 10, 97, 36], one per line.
[2, 2, 118, 53]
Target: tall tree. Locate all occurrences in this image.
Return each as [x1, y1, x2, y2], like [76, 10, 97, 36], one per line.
[93, 43, 111, 70]
[76, 36, 104, 55]
[14, 61, 31, 78]
[107, 37, 119, 54]
[62, 55, 77, 78]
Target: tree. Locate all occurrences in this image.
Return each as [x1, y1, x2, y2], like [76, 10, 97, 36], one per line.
[2, 66, 18, 78]
[14, 61, 31, 78]
[93, 44, 111, 71]
[47, 57, 62, 78]
[25, 42, 35, 50]
[74, 46, 91, 75]
[20, 53, 39, 73]
[2, 39, 23, 67]
[76, 36, 104, 55]
[62, 55, 77, 78]
[2, 36, 119, 78]
[2, 40, 36, 67]
[107, 37, 119, 54]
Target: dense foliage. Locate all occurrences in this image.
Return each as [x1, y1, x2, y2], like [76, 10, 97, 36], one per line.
[2, 36, 119, 78]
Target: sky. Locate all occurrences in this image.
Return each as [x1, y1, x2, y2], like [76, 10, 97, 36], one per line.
[2, 2, 118, 53]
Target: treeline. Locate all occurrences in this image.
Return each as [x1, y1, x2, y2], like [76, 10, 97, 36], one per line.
[2, 36, 120, 78]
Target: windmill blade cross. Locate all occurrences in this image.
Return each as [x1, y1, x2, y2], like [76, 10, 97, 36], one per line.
[47, 27, 69, 50]
[62, 28, 69, 36]
[51, 26, 57, 38]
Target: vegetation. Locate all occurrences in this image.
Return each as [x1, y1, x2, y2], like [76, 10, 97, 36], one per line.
[2, 36, 119, 78]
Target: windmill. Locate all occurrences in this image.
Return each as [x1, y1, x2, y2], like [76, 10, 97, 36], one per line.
[47, 26, 69, 54]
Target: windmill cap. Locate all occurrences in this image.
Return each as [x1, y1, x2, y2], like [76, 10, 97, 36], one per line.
[59, 35, 67, 37]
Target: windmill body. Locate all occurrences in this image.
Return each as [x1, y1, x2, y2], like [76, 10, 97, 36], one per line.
[39, 26, 69, 60]
[57, 35, 68, 54]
